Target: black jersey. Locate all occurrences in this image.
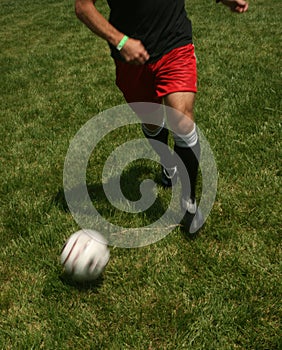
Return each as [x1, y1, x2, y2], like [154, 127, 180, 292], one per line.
[107, 0, 192, 63]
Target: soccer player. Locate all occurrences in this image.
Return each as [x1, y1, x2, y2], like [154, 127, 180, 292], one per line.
[74, 0, 248, 234]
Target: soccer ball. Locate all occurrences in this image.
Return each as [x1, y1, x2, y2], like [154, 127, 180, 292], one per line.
[61, 229, 110, 282]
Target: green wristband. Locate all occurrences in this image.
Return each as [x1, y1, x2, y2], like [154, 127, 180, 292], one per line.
[116, 35, 129, 51]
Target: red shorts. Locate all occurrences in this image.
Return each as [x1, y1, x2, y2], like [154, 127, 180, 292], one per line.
[115, 44, 197, 104]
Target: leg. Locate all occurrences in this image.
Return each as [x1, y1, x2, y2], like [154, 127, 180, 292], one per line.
[164, 91, 200, 201]
[151, 44, 203, 232]
[164, 92, 203, 233]
[114, 59, 175, 186]
[141, 105, 177, 187]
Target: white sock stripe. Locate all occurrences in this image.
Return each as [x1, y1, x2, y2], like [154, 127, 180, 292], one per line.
[142, 119, 165, 137]
[173, 124, 198, 148]
[163, 165, 177, 179]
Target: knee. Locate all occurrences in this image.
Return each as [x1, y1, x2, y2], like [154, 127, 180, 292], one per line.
[170, 113, 195, 135]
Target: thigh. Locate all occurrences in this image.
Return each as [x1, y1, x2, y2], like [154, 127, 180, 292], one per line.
[151, 44, 197, 134]
[164, 91, 196, 134]
[115, 60, 161, 104]
[115, 60, 164, 127]
[153, 44, 197, 99]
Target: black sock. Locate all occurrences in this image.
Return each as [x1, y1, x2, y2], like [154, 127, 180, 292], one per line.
[142, 125, 174, 168]
[174, 139, 200, 201]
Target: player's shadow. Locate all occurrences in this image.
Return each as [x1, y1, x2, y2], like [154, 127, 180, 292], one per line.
[53, 164, 169, 226]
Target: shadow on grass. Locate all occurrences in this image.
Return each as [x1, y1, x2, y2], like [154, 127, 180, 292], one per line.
[59, 272, 105, 293]
[53, 163, 169, 227]
[180, 227, 202, 242]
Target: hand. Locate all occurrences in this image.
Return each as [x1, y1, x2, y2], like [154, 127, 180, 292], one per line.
[221, 0, 249, 13]
[120, 38, 150, 65]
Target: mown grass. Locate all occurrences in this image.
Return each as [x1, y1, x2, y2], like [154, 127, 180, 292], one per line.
[1, 0, 281, 349]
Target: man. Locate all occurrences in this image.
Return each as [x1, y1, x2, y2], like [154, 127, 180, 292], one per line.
[74, 0, 248, 234]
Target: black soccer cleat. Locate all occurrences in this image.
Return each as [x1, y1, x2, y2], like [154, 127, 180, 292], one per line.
[161, 165, 177, 188]
[181, 198, 204, 234]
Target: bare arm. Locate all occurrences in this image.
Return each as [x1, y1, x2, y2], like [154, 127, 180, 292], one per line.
[218, 0, 249, 13]
[75, 0, 150, 64]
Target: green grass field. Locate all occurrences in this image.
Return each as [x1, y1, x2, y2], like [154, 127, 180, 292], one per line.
[1, 0, 281, 349]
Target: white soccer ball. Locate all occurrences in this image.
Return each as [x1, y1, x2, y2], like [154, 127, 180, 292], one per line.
[61, 229, 110, 282]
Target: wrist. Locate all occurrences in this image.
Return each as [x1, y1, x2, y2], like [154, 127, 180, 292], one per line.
[116, 35, 129, 51]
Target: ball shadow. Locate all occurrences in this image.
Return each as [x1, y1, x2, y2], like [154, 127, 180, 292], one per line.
[59, 272, 105, 292]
